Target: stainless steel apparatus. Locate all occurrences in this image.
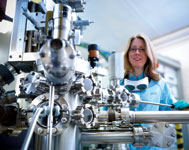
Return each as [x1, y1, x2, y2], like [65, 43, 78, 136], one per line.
[0, 0, 188, 150]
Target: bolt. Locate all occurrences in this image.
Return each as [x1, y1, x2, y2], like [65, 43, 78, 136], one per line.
[28, 117, 32, 123]
[54, 95, 59, 100]
[37, 128, 43, 134]
[21, 110, 26, 116]
[121, 120, 127, 125]
[40, 95, 46, 100]
[61, 118, 67, 123]
[62, 104, 67, 110]
[69, 54, 75, 59]
[52, 128, 57, 134]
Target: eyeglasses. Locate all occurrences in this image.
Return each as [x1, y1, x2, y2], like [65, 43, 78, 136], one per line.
[124, 77, 149, 91]
[129, 48, 145, 53]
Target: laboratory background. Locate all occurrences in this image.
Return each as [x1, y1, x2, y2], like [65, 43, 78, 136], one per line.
[0, 0, 189, 150]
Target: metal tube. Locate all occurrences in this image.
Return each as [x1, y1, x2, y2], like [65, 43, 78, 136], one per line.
[81, 131, 134, 144]
[53, 4, 72, 40]
[21, 107, 43, 150]
[132, 111, 189, 123]
[22, 8, 39, 30]
[140, 101, 172, 107]
[47, 84, 55, 150]
[26, 3, 35, 53]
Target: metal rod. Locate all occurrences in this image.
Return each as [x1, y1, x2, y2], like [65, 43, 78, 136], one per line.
[132, 111, 189, 123]
[26, 31, 32, 52]
[26, 3, 35, 53]
[21, 107, 43, 150]
[47, 84, 55, 150]
[140, 100, 172, 107]
[81, 131, 134, 144]
[22, 7, 39, 30]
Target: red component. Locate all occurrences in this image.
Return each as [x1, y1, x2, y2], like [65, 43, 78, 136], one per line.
[0, 0, 7, 21]
[156, 62, 159, 69]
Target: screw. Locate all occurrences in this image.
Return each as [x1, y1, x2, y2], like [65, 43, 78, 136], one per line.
[38, 128, 43, 134]
[28, 118, 33, 123]
[62, 104, 67, 110]
[61, 118, 67, 123]
[40, 95, 46, 100]
[54, 95, 59, 100]
[69, 54, 75, 59]
[52, 128, 57, 134]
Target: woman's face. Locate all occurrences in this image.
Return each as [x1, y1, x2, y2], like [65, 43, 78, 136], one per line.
[128, 38, 148, 70]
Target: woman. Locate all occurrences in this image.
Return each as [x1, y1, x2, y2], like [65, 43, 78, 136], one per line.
[123, 33, 175, 112]
[123, 33, 177, 150]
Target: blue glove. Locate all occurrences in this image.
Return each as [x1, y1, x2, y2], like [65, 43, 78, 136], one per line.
[172, 100, 189, 110]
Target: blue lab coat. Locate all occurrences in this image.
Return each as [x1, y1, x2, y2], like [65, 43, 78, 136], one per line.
[123, 73, 176, 150]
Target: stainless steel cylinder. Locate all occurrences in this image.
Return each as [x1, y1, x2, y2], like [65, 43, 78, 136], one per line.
[53, 4, 72, 40]
[132, 111, 189, 123]
[22, 108, 43, 150]
[81, 131, 134, 144]
[46, 85, 55, 150]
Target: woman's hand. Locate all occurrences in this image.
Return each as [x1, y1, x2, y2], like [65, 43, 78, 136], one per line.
[172, 100, 189, 110]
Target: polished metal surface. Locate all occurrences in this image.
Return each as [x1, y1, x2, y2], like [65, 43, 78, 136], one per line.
[81, 131, 134, 144]
[53, 4, 72, 40]
[21, 108, 43, 150]
[140, 100, 172, 108]
[3, 0, 189, 150]
[133, 111, 189, 123]
[47, 85, 55, 150]
[9, 0, 28, 61]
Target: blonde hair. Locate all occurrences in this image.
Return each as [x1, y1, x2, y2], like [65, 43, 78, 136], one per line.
[124, 33, 160, 81]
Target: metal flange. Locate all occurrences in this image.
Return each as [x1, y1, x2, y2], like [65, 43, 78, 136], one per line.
[27, 93, 70, 136]
[72, 104, 98, 128]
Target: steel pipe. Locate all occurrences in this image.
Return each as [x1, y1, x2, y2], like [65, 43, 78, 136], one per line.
[140, 101, 172, 107]
[47, 84, 55, 150]
[132, 111, 189, 123]
[81, 131, 134, 144]
[21, 107, 43, 150]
